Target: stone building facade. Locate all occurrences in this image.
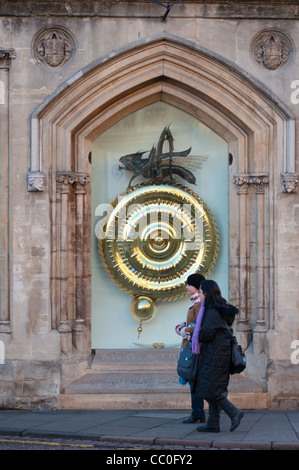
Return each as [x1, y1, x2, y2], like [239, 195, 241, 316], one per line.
[0, 0, 299, 410]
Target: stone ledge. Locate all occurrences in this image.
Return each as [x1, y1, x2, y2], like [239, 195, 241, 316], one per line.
[1, 1, 298, 19]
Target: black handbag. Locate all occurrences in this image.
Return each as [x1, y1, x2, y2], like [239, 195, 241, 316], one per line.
[177, 342, 198, 382]
[224, 323, 246, 375]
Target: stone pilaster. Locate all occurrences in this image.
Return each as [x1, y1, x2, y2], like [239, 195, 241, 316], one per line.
[233, 173, 270, 351]
[0, 49, 15, 334]
[55, 172, 90, 355]
[56, 174, 72, 355]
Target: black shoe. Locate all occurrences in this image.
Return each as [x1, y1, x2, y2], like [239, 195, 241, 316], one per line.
[183, 415, 206, 424]
[196, 425, 220, 433]
[230, 410, 244, 432]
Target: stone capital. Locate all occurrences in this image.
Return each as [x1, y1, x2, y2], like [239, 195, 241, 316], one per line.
[56, 172, 90, 186]
[0, 49, 16, 68]
[233, 173, 269, 194]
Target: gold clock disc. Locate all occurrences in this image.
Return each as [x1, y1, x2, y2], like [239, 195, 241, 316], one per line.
[97, 183, 219, 301]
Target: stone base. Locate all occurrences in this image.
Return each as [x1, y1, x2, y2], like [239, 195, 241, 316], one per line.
[0, 360, 61, 410]
[59, 390, 268, 410]
[59, 348, 268, 410]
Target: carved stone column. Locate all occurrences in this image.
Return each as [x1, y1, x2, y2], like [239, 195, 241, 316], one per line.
[252, 175, 269, 355]
[56, 174, 73, 355]
[0, 49, 15, 334]
[233, 174, 252, 350]
[55, 172, 90, 355]
[73, 175, 90, 353]
[233, 173, 270, 353]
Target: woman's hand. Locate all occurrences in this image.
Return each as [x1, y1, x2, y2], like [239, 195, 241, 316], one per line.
[175, 322, 186, 335]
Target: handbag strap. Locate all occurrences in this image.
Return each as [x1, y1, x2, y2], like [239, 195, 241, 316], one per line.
[223, 322, 236, 344]
[223, 321, 232, 336]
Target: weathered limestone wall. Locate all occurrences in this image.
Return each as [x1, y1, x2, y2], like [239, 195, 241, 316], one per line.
[0, 1, 298, 409]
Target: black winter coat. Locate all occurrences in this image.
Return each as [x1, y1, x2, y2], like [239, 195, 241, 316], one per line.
[194, 303, 239, 402]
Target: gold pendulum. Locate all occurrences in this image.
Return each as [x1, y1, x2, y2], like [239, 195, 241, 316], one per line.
[137, 323, 143, 339]
[130, 296, 157, 339]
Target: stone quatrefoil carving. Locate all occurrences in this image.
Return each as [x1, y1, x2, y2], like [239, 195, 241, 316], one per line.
[251, 30, 294, 71]
[32, 27, 75, 68]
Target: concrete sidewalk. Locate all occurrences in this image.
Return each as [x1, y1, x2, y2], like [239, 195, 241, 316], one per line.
[0, 408, 299, 450]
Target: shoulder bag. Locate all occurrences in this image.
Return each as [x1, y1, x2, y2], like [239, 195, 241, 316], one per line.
[177, 342, 198, 382]
[224, 323, 246, 375]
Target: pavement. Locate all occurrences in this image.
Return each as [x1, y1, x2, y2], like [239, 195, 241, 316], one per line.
[0, 408, 299, 451]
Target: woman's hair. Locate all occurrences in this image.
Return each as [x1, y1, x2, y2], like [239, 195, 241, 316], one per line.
[201, 280, 227, 309]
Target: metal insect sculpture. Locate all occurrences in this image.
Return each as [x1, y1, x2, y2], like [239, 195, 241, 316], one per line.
[118, 126, 207, 188]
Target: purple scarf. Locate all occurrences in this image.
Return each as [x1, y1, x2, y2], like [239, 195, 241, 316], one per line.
[192, 299, 205, 355]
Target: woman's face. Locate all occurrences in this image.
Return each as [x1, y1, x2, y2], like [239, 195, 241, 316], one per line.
[198, 288, 206, 302]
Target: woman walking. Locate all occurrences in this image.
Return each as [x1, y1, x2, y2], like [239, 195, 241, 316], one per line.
[175, 273, 206, 424]
[193, 280, 244, 433]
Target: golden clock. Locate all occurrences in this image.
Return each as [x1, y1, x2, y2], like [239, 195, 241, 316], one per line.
[98, 182, 219, 302]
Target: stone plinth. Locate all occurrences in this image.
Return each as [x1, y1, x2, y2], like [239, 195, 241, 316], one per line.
[60, 348, 268, 410]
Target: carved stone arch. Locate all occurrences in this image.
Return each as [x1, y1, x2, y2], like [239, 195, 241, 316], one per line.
[28, 34, 295, 369]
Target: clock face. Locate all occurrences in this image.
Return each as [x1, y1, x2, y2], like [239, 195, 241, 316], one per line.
[97, 183, 219, 301]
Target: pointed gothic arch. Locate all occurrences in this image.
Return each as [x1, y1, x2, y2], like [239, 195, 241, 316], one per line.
[28, 34, 295, 373]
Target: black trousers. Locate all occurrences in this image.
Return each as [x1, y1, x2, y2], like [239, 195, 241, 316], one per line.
[190, 388, 205, 419]
[206, 397, 238, 427]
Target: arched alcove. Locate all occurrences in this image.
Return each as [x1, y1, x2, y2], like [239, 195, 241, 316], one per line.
[28, 34, 295, 385]
[91, 102, 230, 349]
